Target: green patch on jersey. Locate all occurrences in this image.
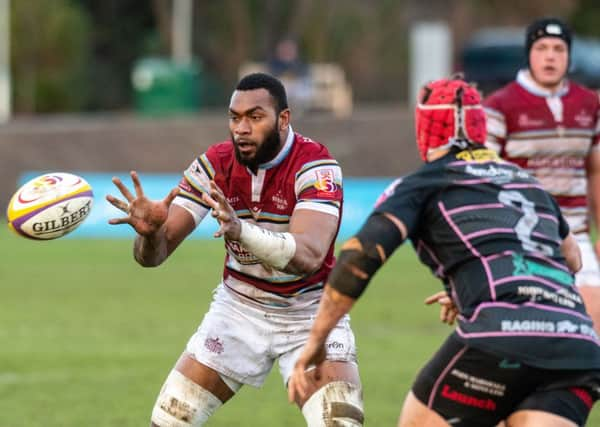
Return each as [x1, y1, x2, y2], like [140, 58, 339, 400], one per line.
[512, 254, 574, 286]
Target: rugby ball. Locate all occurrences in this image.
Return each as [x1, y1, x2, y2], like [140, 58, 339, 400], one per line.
[6, 172, 93, 240]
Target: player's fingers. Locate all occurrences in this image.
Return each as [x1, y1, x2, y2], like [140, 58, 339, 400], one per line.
[106, 195, 129, 213]
[202, 192, 218, 210]
[130, 171, 145, 198]
[438, 296, 452, 306]
[424, 291, 447, 305]
[209, 181, 227, 202]
[163, 187, 180, 206]
[287, 373, 299, 403]
[108, 216, 131, 225]
[112, 176, 135, 202]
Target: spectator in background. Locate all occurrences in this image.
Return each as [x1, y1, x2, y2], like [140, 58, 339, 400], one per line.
[483, 17, 600, 335]
[268, 38, 312, 113]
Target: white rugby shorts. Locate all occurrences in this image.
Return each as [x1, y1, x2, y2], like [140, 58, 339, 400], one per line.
[574, 232, 600, 287]
[186, 284, 357, 387]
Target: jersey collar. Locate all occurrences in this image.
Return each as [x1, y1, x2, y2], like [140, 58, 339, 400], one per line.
[516, 69, 569, 98]
[258, 125, 295, 170]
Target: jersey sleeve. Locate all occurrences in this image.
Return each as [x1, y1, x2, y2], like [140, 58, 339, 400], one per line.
[171, 153, 214, 226]
[483, 94, 507, 154]
[293, 159, 343, 217]
[372, 174, 429, 237]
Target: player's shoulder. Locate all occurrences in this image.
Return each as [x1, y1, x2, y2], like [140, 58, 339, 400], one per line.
[292, 132, 336, 162]
[566, 81, 600, 106]
[483, 82, 522, 110]
[201, 140, 235, 169]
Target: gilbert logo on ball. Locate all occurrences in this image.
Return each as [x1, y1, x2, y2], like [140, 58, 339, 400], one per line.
[6, 172, 94, 240]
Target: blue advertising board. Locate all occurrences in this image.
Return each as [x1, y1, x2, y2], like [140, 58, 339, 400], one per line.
[19, 172, 396, 240]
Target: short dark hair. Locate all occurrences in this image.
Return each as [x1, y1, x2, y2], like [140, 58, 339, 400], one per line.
[235, 73, 289, 113]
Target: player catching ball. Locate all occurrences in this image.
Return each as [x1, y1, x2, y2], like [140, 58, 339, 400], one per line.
[107, 73, 363, 427]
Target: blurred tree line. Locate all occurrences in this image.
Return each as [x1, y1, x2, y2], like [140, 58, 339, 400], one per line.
[9, 0, 600, 113]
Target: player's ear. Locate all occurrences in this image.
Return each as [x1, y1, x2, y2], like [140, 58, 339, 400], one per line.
[278, 108, 291, 131]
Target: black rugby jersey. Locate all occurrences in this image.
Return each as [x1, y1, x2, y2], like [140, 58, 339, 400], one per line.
[374, 146, 600, 370]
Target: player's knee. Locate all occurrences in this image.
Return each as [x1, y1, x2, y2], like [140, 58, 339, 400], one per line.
[150, 370, 223, 427]
[301, 381, 364, 426]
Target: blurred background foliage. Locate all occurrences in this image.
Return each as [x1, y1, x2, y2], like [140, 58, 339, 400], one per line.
[7, 0, 600, 113]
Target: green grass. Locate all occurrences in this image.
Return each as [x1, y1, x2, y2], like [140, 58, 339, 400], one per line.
[1, 227, 599, 426]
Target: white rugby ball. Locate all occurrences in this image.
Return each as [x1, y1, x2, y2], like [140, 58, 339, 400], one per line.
[6, 172, 93, 240]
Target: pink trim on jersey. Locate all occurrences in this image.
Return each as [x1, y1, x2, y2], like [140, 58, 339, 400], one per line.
[461, 302, 519, 323]
[537, 212, 560, 224]
[417, 240, 445, 278]
[502, 183, 545, 190]
[523, 301, 591, 321]
[464, 228, 514, 240]
[452, 179, 492, 185]
[428, 345, 468, 409]
[439, 201, 496, 299]
[455, 327, 599, 344]
[445, 203, 504, 215]
[528, 252, 571, 272]
[493, 275, 567, 293]
[486, 251, 518, 262]
[464, 228, 557, 244]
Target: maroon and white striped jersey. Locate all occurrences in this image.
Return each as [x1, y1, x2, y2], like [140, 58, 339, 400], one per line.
[484, 70, 600, 233]
[172, 128, 343, 308]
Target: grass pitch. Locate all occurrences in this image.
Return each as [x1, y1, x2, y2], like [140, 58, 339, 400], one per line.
[1, 227, 599, 426]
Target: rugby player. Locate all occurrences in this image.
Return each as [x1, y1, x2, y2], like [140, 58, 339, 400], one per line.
[289, 77, 600, 426]
[484, 17, 600, 335]
[107, 73, 363, 426]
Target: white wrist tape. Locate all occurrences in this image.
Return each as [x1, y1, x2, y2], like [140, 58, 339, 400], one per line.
[239, 221, 296, 270]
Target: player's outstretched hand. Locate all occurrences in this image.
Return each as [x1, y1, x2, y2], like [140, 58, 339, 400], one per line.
[202, 180, 242, 240]
[106, 171, 179, 236]
[287, 340, 326, 405]
[425, 291, 459, 325]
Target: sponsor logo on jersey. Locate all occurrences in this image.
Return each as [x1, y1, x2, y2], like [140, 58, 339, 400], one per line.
[512, 254, 574, 286]
[315, 169, 337, 193]
[500, 319, 597, 337]
[518, 113, 545, 128]
[575, 110, 594, 127]
[272, 191, 289, 210]
[226, 239, 261, 265]
[455, 149, 500, 162]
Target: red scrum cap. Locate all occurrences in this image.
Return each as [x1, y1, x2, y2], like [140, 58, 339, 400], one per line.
[415, 78, 486, 161]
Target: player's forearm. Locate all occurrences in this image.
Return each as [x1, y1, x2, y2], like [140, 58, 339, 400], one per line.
[309, 285, 355, 343]
[133, 228, 169, 267]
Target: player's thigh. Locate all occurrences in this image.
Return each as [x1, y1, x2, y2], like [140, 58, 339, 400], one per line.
[279, 312, 358, 390]
[174, 352, 236, 403]
[411, 333, 531, 427]
[506, 410, 577, 427]
[397, 391, 450, 427]
[508, 384, 598, 427]
[295, 360, 361, 405]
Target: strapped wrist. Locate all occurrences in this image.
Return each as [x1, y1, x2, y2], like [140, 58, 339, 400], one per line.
[239, 221, 296, 270]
